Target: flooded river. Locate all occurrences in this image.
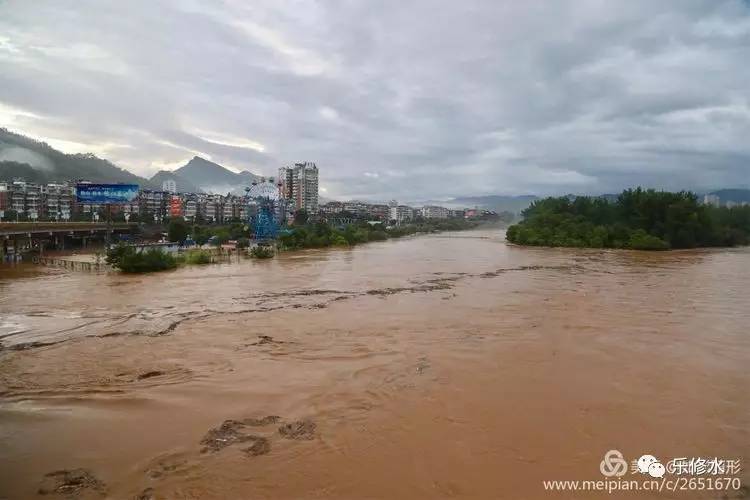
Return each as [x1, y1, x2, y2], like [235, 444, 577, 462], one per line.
[0, 229, 748, 499]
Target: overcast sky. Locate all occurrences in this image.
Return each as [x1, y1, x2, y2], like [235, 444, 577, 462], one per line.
[1, 0, 749, 200]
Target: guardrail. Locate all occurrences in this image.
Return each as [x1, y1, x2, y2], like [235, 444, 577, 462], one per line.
[0, 222, 137, 235]
[35, 256, 109, 272]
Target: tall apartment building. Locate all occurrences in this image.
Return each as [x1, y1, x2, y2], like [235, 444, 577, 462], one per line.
[0, 184, 8, 213]
[201, 194, 223, 223]
[139, 190, 168, 220]
[222, 195, 245, 221]
[4, 181, 43, 218]
[278, 162, 319, 214]
[183, 195, 199, 221]
[43, 183, 74, 220]
[162, 179, 177, 194]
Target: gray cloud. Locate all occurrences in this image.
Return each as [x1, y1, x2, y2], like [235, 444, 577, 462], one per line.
[1, 0, 749, 199]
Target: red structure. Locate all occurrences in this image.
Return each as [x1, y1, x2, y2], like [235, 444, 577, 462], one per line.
[169, 196, 183, 218]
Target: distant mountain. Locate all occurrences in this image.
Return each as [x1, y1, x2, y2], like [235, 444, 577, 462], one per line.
[0, 128, 156, 187]
[707, 189, 750, 203]
[149, 169, 202, 194]
[172, 156, 261, 194]
[450, 194, 539, 213]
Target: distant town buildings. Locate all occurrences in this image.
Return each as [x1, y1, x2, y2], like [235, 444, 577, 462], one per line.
[389, 200, 415, 224]
[315, 199, 491, 225]
[1, 163, 502, 225]
[420, 205, 450, 219]
[702, 193, 748, 208]
[703, 194, 721, 207]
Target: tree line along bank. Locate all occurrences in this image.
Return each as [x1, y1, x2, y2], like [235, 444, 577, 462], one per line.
[506, 188, 750, 250]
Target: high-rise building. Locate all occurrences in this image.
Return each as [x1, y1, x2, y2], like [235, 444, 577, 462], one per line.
[162, 179, 177, 194]
[278, 162, 319, 214]
[43, 183, 74, 220]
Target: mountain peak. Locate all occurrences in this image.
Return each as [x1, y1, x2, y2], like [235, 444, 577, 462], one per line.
[173, 156, 260, 194]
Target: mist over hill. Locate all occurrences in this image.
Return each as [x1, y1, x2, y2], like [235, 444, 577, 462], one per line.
[0, 129, 263, 194]
[706, 189, 750, 203]
[149, 170, 202, 194]
[449, 195, 540, 213]
[0, 128, 155, 187]
[2, 128, 749, 203]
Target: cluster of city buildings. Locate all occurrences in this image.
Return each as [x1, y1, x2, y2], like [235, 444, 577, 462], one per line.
[0, 181, 78, 221]
[0, 162, 322, 223]
[702, 194, 749, 208]
[0, 179, 237, 222]
[319, 200, 476, 224]
[1, 161, 488, 224]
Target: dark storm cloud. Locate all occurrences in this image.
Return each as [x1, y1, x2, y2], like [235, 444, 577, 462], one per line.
[1, 0, 749, 199]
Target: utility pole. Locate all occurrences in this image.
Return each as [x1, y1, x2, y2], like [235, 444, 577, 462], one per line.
[106, 203, 112, 249]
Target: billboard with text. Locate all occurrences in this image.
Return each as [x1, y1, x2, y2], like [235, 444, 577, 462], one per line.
[75, 184, 139, 204]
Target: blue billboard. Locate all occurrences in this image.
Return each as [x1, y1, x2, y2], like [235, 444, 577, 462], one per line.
[76, 184, 139, 204]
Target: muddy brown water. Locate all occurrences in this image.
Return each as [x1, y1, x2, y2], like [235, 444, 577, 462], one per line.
[0, 229, 748, 499]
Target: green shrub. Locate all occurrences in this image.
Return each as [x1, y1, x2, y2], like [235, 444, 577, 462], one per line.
[368, 230, 388, 241]
[628, 229, 670, 250]
[106, 244, 131, 267]
[331, 235, 349, 246]
[106, 245, 177, 273]
[250, 245, 275, 259]
[184, 249, 212, 264]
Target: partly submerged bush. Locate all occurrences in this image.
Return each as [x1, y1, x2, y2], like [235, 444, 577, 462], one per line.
[628, 229, 670, 251]
[250, 245, 275, 259]
[107, 245, 177, 273]
[183, 249, 212, 264]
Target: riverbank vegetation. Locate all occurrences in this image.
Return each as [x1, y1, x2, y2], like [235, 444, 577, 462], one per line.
[106, 218, 480, 271]
[278, 218, 479, 250]
[506, 188, 750, 250]
[106, 246, 213, 272]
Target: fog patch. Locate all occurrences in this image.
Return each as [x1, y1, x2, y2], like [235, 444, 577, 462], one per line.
[0, 145, 54, 171]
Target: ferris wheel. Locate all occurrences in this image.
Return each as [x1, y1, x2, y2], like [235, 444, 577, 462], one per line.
[245, 177, 282, 241]
[246, 178, 280, 200]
